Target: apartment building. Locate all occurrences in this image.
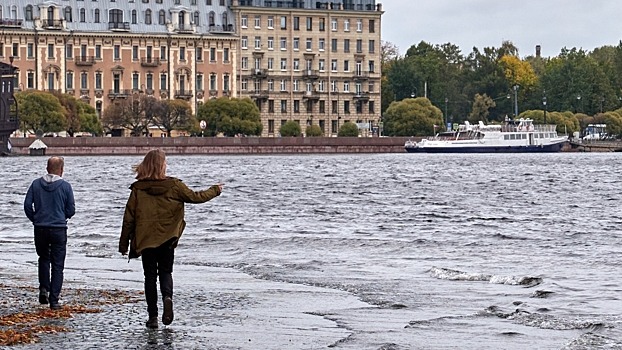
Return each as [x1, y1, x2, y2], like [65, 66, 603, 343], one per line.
[0, 0, 383, 137]
[0, 0, 237, 119]
[231, 0, 383, 136]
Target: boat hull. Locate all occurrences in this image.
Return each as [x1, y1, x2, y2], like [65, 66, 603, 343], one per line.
[405, 141, 567, 153]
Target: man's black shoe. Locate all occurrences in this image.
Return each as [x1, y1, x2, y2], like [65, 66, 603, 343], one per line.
[162, 296, 174, 325]
[39, 290, 49, 305]
[50, 303, 62, 310]
[146, 317, 158, 329]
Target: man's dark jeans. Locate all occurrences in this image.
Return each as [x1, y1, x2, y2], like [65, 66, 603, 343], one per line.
[141, 244, 174, 318]
[34, 226, 67, 305]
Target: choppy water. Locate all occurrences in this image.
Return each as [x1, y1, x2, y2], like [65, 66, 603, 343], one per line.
[2, 153, 622, 349]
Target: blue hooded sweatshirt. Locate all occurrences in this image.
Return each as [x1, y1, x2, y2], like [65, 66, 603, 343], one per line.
[24, 174, 75, 228]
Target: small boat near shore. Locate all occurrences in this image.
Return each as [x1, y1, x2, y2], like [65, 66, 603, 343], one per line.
[405, 118, 568, 153]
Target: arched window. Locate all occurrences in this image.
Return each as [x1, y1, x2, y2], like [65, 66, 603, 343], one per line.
[159, 10, 165, 25]
[48, 7, 55, 20]
[219, 0, 225, 5]
[145, 9, 152, 24]
[178, 11, 185, 25]
[194, 11, 200, 25]
[64, 7, 72, 22]
[94, 8, 100, 23]
[208, 11, 215, 26]
[0, 6, 3, 20]
[132, 10, 137, 24]
[222, 13, 228, 26]
[24, 5, 34, 20]
[79, 8, 85, 22]
[10, 5, 17, 19]
[109, 9, 123, 23]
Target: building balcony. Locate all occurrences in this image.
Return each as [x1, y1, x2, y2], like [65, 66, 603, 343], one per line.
[0, 18, 23, 27]
[176, 23, 195, 34]
[109, 22, 130, 31]
[140, 57, 161, 67]
[353, 92, 370, 101]
[43, 19, 63, 30]
[302, 69, 319, 80]
[108, 89, 131, 99]
[250, 90, 269, 100]
[208, 24, 234, 34]
[302, 91, 320, 100]
[174, 90, 193, 99]
[75, 56, 96, 66]
[251, 68, 268, 79]
[353, 71, 369, 80]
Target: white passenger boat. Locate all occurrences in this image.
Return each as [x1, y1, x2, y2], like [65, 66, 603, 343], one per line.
[404, 118, 568, 153]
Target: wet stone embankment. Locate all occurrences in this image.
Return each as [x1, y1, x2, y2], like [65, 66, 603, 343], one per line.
[8, 136, 412, 156]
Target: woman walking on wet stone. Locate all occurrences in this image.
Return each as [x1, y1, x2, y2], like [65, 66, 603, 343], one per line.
[119, 149, 223, 329]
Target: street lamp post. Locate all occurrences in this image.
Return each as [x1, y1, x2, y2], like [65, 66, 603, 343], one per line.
[513, 85, 519, 117]
[444, 97, 448, 130]
[600, 96, 604, 113]
[542, 95, 547, 124]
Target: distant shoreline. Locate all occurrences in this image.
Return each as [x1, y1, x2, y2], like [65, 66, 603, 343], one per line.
[8, 136, 413, 156]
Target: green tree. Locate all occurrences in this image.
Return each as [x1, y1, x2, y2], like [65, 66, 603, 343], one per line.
[102, 94, 158, 136]
[337, 122, 359, 137]
[15, 91, 66, 134]
[77, 100, 103, 136]
[197, 97, 262, 136]
[383, 97, 443, 136]
[152, 99, 193, 137]
[468, 93, 496, 123]
[305, 124, 323, 137]
[54, 93, 80, 136]
[279, 120, 301, 136]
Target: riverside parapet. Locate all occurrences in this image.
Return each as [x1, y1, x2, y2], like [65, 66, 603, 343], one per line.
[8, 137, 413, 155]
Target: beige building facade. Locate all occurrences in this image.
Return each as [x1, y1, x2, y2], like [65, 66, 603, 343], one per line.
[1, 0, 382, 137]
[231, 0, 383, 136]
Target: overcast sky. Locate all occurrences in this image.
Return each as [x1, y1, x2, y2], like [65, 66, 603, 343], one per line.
[381, 0, 622, 58]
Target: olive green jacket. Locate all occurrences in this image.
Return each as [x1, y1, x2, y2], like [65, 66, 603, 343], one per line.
[119, 177, 221, 258]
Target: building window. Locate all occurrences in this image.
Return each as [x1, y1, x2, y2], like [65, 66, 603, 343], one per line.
[319, 100, 325, 113]
[160, 46, 166, 60]
[268, 100, 274, 113]
[25, 5, 34, 20]
[267, 16, 274, 28]
[210, 74, 216, 91]
[81, 72, 88, 89]
[319, 18, 325, 31]
[66, 44, 73, 59]
[344, 39, 350, 53]
[80, 8, 86, 22]
[293, 38, 299, 50]
[241, 57, 248, 69]
[267, 58, 274, 70]
[267, 37, 274, 50]
[223, 48, 229, 62]
[47, 44, 54, 59]
[66, 72, 74, 89]
[280, 16, 286, 29]
[95, 72, 102, 90]
[305, 38, 312, 51]
[241, 36, 248, 49]
[254, 36, 261, 49]
[280, 58, 287, 70]
[268, 120, 275, 133]
[369, 60, 375, 73]
[280, 100, 287, 113]
[160, 74, 167, 90]
[280, 79, 287, 91]
[369, 101, 375, 113]
[294, 100, 300, 113]
[344, 100, 350, 114]
[331, 39, 337, 52]
[159, 10, 165, 24]
[369, 19, 375, 33]
[94, 9, 100, 23]
[196, 47, 203, 61]
[180, 47, 185, 60]
[331, 59, 337, 72]
[241, 15, 247, 28]
[223, 74, 229, 91]
[369, 40, 375, 53]
[27, 43, 34, 58]
[344, 19, 349, 31]
[241, 79, 248, 90]
[145, 9, 152, 24]
[306, 17, 312, 31]
[114, 45, 120, 60]
[356, 39, 362, 53]
[95, 45, 101, 59]
[293, 17, 299, 30]
[132, 73, 139, 90]
[146, 73, 153, 90]
[132, 46, 138, 60]
[280, 37, 287, 50]
[319, 38, 325, 51]
[254, 15, 260, 28]
[131, 9, 137, 23]
[64, 7, 73, 22]
[27, 71, 34, 89]
[331, 18, 337, 31]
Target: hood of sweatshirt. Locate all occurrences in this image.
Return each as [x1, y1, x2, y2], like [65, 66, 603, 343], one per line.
[39, 174, 64, 192]
[130, 178, 177, 196]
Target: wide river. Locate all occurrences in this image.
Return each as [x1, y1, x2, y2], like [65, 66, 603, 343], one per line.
[2, 153, 621, 349]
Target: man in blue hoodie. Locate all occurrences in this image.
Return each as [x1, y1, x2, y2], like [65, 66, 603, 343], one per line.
[24, 156, 75, 310]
